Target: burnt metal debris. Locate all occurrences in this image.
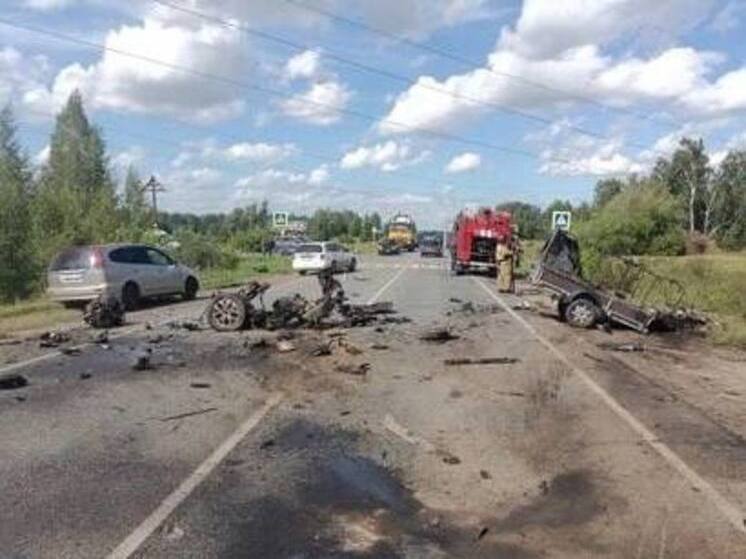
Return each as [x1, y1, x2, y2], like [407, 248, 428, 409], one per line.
[83, 297, 125, 329]
[205, 270, 399, 333]
[0, 373, 28, 390]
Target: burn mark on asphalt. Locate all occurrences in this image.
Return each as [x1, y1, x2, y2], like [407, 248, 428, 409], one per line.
[493, 470, 604, 533]
[206, 418, 541, 558]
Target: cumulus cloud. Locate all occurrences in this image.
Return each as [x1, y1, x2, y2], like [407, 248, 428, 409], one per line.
[24, 15, 250, 123]
[171, 139, 296, 168]
[445, 152, 481, 173]
[281, 81, 351, 125]
[24, 0, 76, 10]
[340, 140, 430, 172]
[284, 50, 322, 81]
[112, 145, 146, 171]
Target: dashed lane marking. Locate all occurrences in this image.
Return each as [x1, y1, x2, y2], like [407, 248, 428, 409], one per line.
[367, 268, 406, 305]
[474, 277, 746, 535]
[106, 393, 283, 559]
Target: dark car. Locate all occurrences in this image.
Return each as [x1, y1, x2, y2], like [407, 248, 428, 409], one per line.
[377, 239, 401, 256]
[419, 237, 443, 257]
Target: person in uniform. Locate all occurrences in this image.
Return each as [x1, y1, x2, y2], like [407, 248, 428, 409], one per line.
[495, 236, 515, 293]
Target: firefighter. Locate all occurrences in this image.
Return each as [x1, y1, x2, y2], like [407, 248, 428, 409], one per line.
[495, 236, 515, 293]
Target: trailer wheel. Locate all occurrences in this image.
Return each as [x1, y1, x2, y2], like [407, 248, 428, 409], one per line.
[564, 297, 600, 329]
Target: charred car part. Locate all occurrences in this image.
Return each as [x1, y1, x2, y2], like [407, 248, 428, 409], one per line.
[83, 296, 125, 329]
[207, 281, 270, 332]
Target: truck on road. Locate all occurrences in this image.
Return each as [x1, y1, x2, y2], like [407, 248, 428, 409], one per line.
[450, 208, 514, 275]
[384, 214, 417, 252]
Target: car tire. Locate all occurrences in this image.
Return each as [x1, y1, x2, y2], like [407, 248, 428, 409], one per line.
[183, 276, 199, 300]
[564, 297, 601, 329]
[122, 282, 140, 311]
[208, 293, 247, 332]
[348, 258, 357, 272]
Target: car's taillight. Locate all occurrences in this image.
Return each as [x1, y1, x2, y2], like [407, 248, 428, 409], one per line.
[90, 249, 104, 269]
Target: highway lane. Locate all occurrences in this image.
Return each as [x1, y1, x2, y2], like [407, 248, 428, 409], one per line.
[2, 253, 746, 558]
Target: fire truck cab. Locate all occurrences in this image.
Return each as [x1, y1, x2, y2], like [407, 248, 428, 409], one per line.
[450, 208, 513, 275]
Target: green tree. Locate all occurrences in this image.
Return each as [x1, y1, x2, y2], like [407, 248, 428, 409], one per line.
[34, 90, 118, 261]
[593, 178, 625, 208]
[0, 105, 38, 301]
[711, 150, 746, 249]
[496, 201, 543, 239]
[653, 137, 711, 234]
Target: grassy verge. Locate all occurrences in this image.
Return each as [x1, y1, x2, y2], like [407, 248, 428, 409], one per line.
[200, 253, 292, 290]
[639, 253, 746, 347]
[0, 254, 293, 338]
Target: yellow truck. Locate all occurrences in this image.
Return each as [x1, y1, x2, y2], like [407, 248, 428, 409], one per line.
[385, 214, 417, 251]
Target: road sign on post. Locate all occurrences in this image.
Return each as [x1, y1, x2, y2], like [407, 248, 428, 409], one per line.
[272, 212, 289, 228]
[552, 211, 572, 231]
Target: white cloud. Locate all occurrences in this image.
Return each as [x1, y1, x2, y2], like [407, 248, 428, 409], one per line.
[281, 81, 351, 125]
[540, 145, 643, 177]
[112, 145, 146, 170]
[25, 15, 250, 123]
[171, 139, 296, 168]
[223, 142, 296, 162]
[445, 152, 481, 173]
[24, 0, 76, 10]
[308, 164, 330, 185]
[160, 166, 227, 213]
[340, 140, 430, 172]
[284, 50, 322, 80]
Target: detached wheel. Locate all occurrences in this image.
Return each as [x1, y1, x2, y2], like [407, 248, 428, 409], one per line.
[122, 282, 140, 311]
[184, 277, 199, 300]
[208, 294, 247, 331]
[564, 298, 600, 329]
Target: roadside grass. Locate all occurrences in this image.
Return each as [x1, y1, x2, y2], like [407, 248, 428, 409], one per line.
[640, 253, 746, 347]
[0, 253, 293, 338]
[200, 253, 292, 290]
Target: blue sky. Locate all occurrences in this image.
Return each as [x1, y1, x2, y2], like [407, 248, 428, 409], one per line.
[1, 0, 745, 228]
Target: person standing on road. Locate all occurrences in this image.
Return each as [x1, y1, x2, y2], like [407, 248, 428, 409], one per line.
[495, 237, 515, 293]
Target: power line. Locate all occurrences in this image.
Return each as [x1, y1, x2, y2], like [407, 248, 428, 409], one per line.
[0, 16, 577, 166]
[151, 0, 643, 150]
[282, 0, 678, 130]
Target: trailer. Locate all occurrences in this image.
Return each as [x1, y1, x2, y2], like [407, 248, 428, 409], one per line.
[532, 229, 659, 332]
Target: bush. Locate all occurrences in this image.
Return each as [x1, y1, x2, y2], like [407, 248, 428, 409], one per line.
[575, 182, 685, 278]
[173, 230, 240, 270]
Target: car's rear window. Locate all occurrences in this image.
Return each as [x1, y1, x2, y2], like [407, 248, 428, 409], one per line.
[297, 244, 323, 253]
[49, 247, 94, 271]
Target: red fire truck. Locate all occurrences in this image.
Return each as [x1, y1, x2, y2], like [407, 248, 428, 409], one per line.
[450, 208, 514, 275]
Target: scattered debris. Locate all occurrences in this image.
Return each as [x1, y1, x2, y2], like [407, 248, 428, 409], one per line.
[162, 524, 185, 542]
[167, 320, 201, 331]
[597, 341, 645, 352]
[39, 331, 70, 348]
[160, 407, 217, 422]
[276, 340, 296, 353]
[442, 454, 461, 465]
[370, 343, 389, 350]
[80, 372, 92, 380]
[336, 362, 371, 376]
[511, 301, 533, 311]
[190, 382, 211, 389]
[444, 357, 518, 366]
[0, 339, 22, 347]
[83, 297, 125, 329]
[132, 349, 152, 371]
[340, 410, 351, 416]
[342, 341, 363, 355]
[476, 526, 490, 541]
[310, 341, 333, 357]
[449, 297, 464, 304]
[93, 331, 109, 344]
[60, 346, 82, 356]
[148, 334, 165, 344]
[259, 439, 276, 450]
[0, 373, 28, 390]
[420, 327, 460, 344]
[480, 470, 492, 480]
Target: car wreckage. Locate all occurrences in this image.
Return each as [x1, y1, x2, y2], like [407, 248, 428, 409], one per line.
[205, 269, 398, 332]
[532, 229, 706, 333]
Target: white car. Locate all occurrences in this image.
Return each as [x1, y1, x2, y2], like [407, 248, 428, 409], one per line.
[292, 242, 357, 274]
[47, 244, 200, 310]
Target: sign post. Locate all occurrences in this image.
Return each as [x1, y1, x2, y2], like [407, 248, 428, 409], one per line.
[551, 211, 572, 231]
[272, 212, 289, 229]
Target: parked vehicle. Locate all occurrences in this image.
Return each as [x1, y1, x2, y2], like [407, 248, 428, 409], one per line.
[292, 242, 357, 274]
[377, 238, 401, 256]
[419, 236, 444, 257]
[450, 208, 514, 275]
[47, 244, 200, 310]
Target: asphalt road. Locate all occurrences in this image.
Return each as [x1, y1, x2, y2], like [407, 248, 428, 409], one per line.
[2, 253, 746, 558]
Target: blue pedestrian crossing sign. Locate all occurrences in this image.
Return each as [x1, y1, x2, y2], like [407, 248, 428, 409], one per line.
[552, 211, 571, 231]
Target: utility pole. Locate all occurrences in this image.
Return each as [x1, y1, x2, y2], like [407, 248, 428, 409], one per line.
[144, 176, 165, 228]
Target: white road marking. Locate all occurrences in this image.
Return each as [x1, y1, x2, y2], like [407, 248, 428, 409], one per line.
[106, 393, 283, 559]
[474, 277, 746, 535]
[367, 268, 406, 304]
